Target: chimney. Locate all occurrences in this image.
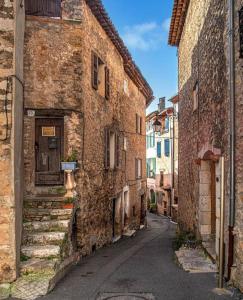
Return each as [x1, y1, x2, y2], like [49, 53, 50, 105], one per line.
[158, 97, 166, 112]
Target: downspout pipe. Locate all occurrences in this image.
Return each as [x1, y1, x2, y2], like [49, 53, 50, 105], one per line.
[228, 0, 236, 280]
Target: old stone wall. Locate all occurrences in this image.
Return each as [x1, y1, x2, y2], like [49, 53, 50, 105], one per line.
[233, 0, 243, 291]
[178, 0, 228, 234]
[77, 1, 146, 254]
[23, 0, 147, 257]
[23, 16, 84, 194]
[0, 0, 24, 283]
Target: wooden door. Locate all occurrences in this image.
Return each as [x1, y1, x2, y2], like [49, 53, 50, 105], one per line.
[210, 161, 216, 235]
[35, 118, 64, 185]
[140, 194, 146, 225]
[112, 198, 116, 238]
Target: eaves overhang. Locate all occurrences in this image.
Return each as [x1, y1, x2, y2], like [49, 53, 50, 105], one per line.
[168, 0, 190, 46]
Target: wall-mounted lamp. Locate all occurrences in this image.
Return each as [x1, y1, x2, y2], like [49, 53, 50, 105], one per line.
[152, 118, 162, 133]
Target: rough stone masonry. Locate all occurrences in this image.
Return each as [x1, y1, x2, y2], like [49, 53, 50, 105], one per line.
[0, 0, 153, 294]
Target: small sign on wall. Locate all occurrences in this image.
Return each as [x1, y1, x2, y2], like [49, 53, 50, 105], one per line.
[42, 126, 56, 137]
[27, 110, 35, 117]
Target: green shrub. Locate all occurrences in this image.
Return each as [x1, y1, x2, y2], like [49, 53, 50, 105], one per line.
[149, 202, 157, 213]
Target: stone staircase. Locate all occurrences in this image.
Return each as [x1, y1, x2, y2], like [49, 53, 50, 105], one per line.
[12, 196, 79, 300]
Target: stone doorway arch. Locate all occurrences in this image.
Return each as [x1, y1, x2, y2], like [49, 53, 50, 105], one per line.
[198, 147, 221, 261]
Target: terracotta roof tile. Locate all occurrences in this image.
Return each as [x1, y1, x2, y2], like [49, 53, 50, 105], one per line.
[168, 0, 190, 46]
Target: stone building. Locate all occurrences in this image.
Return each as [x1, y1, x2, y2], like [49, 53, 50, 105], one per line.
[146, 97, 177, 218]
[169, 0, 243, 292]
[0, 0, 153, 298]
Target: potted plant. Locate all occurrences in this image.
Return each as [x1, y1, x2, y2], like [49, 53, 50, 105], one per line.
[63, 197, 75, 209]
[61, 150, 78, 171]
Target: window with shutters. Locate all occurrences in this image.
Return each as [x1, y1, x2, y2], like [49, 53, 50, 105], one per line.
[135, 158, 142, 179]
[136, 114, 142, 134]
[164, 139, 170, 157]
[157, 142, 161, 158]
[92, 52, 110, 99]
[193, 81, 199, 111]
[25, 0, 61, 17]
[146, 158, 156, 178]
[105, 128, 119, 170]
[105, 67, 110, 99]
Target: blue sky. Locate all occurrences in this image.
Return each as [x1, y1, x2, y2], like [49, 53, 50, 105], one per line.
[102, 0, 178, 114]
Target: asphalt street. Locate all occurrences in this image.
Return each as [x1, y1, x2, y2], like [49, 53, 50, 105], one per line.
[39, 213, 235, 300]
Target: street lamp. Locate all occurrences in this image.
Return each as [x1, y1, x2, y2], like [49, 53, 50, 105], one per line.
[152, 118, 162, 133]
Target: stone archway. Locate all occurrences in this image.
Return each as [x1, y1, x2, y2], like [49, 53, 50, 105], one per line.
[198, 146, 221, 261]
[199, 160, 215, 240]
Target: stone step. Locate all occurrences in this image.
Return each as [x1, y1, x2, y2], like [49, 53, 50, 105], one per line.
[24, 208, 72, 222]
[20, 258, 58, 275]
[21, 245, 61, 259]
[23, 220, 70, 232]
[24, 197, 69, 209]
[12, 253, 79, 300]
[23, 232, 66, 246]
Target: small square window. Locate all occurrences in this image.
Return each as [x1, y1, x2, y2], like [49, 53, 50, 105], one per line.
[193, 81, 199, 111]
[135, 158, 142, 179]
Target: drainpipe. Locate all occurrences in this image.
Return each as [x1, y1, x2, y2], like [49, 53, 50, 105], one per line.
[219, 157, 225, 288]
[228, 0, 236, 280]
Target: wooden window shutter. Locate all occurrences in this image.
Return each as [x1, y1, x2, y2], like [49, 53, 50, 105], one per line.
[115, 132, 119, 168]
[135, 158, 138, 179]
[105, 128, 110, 169]
[25, 0, 61, 17]
[136, 114, 138, 133]
[105, 67, 110, 100]
[92, 52, 98, 90]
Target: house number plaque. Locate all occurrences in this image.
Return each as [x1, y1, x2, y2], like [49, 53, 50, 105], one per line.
[42, 126, 56, 137]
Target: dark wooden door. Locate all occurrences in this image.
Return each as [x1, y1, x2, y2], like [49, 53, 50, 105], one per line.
[35, 118, 64, 185]
[112, 198, 116, 238]
[140, 194, 146, 225]
[210, 161, 216, 235]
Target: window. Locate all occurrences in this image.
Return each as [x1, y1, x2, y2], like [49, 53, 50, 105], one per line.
[164, 139, 170, 157]
[124, 137, 127, 151]
[193, 81, 199, 111]
[136, 114, 142, 134]
[135, 158, 142, 179]
[105, 67, 110, 99]
[105, 128, 119, 169]
[124, 79, 129, 95]
[147, 133, 155, 149]
[164, 117, 170, 132]
[25, 0, 61, 17]
[92, 52, 110, 99]
[146, 158, 156, 178]
[157, 142, 161, 158]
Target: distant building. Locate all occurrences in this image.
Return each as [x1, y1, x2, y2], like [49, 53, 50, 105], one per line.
[146, 97, 177, 219]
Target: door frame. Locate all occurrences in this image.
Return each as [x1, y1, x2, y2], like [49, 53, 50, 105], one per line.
[35, 116, 64, 186]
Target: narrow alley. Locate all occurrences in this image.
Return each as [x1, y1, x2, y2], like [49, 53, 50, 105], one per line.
[21, 214, 233, 300]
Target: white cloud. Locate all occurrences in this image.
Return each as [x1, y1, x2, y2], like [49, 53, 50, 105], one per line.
[162, 18, 171, 32]
[122, 22, 163, 51]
